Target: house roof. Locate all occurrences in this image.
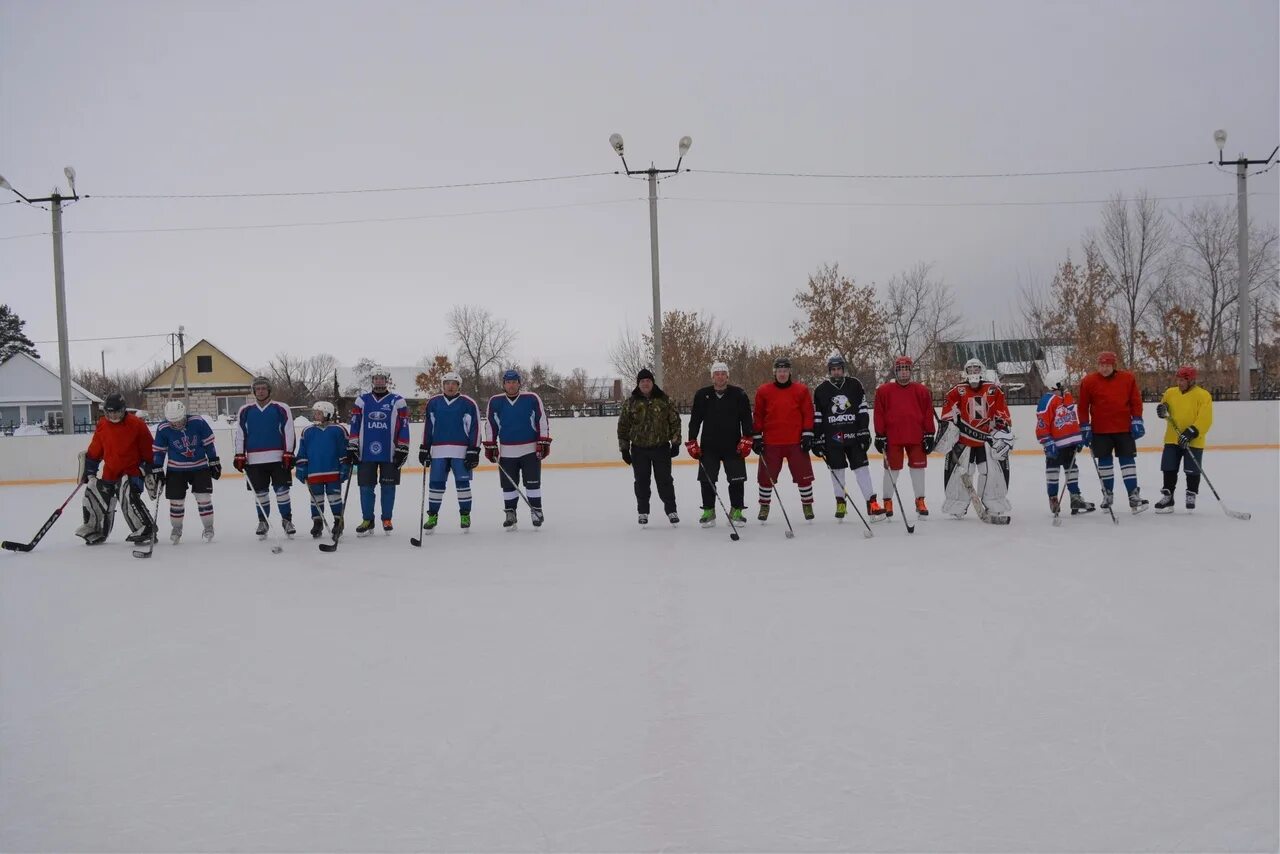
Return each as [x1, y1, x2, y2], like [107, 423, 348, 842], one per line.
[0, 352, 103, 405]
[144, 339, 256, 391]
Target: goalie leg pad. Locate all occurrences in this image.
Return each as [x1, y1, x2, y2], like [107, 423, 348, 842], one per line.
[121, 478, 154, 535]
[974, 447, 1012, 514]
[77, 478, 118, 542]
[942, 447, 970, 515]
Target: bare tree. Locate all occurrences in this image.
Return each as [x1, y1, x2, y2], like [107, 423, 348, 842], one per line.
[884, 261, 964, 378]
[72, 364, 164, 411]
[448, 305, 516, 395]
[561, 367, 589, 407]
[1093, 191, 1174, 366]
[609, 323, 650, 383]
[266, 352, 340, 404]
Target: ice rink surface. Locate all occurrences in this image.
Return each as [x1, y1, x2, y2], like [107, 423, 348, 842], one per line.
[2, 451, 1277, 852]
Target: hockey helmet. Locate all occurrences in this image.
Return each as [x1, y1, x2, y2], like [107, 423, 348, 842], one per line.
[1175, 365, 1198, 384]
[312, 400, 336, 421]
[827, 352, 846, 373]
[441, 371, 462, 390]
[103, 393, 127, 418]
[710, 361, 730, 376]
[1097, 351, 1118, 367]
[963, 358, 985, 387]
[893, 355, 913, 381]
[251, 375, 271, 390]
[502, 369, 521, 384]
[773, 357, 792, 371]
[164, 400, 187, 424]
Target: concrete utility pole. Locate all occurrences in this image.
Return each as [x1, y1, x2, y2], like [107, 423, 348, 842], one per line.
[608, 133, 693, 389]
[1213, 130, 1278, 401]
[0, 167, 80, 432]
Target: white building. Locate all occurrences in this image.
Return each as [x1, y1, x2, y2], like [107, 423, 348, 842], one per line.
[0, 352, 103, 433]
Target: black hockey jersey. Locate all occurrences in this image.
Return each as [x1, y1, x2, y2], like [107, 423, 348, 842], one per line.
[813, 377, 869, 442]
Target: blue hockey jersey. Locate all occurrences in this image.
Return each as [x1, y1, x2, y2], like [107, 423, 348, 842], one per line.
[153, 415, 217, 471]
[423, 393, 480, 459]
[234, 400, 296, 465]
[349, 391, 410, 463]
[485, 392, 549, 458]
[296, 423, 350, 484]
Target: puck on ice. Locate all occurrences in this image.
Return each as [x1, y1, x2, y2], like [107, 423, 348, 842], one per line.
[271, 546, 283, 554]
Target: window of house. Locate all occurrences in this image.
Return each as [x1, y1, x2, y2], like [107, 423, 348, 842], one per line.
[197, 355, 213, 373]
[217, 396, 248, 416]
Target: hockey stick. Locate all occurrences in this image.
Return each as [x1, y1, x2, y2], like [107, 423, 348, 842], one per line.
[2, 452, 87, 552]
[1164, 415, 1251, 521]
[319, 474, 354, 552]
[307, 487, 329, 534]
[887, 470, 916, 534]
[494, 457, 544, 525]
[957, 448, 1012, 525]
[758, 451, 795, 539]
[409, 462, 431, 547]
[132, 476, 165, 559]
[697, 457, 741, 542]
[829, 474, 874, 539]
[1085, 447, 1120, 525]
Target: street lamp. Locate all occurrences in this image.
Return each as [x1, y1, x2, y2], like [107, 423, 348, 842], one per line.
[1, 168, 82, 432]
[609, 132, 692, 388]
[1213, 130, 1279, 402]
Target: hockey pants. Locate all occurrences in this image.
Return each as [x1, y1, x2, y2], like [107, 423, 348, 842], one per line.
[697, 448, 746, 510]
[428, 457, 472, 514]
[499, 454, 542, 511]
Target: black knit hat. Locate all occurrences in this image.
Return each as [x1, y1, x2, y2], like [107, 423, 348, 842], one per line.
[637, 368, 655, 382]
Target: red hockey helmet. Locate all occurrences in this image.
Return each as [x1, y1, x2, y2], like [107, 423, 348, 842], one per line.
[1175, 364, 1198, 383]
[1097, 351, 1118, 366]
[893, 355, 913, 381]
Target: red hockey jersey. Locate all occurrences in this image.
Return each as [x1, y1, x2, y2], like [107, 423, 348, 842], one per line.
[1035, 388, 1083, 449]
[753, 381, 813, 445]
[1078, 369, 1142, 434]
[941, 382, 1010, 448]
[872, 381, 935, 444]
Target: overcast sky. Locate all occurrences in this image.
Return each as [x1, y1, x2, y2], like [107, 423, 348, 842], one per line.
[2, 0, 1277, 383]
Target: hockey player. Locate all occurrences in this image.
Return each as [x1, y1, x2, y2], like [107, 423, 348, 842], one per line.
[1034, 380, 1096, 519]
[75, 392, 157, 545]
[484, 369, 550, 530]
[346, 368, 410, 535]
[1154, 365, 1213, 513]
[418, 372, 482, 531]
[617, 368, 682, 525]
[686, 362, 753, 527]
[234, 376, 297, 537]
[936, 359, 1015, 522]
[296, 401, 351, 538]
[752, 357, 816, 521]
[150, 400, 219, 544]
[812, 353, 879, 520]
[872, 356, 935, 518]
[1078, 351, 1149, 512]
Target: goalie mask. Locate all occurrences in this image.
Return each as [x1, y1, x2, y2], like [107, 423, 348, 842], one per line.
[963, 358, 985, 388]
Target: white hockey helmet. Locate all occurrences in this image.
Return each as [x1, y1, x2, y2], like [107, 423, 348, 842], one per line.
[710, 361, 730, 376]
[312, 400, 336, 422]
[441, 371, 462, 389]
[963, 358, 985, 387]
[369, 367, 390, 387]
[164, 399, 187, 424]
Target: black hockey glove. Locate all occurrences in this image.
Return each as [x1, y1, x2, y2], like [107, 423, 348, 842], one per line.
[751, 434, 764, 456]
[922, 433, 936, 455]
[669, 441, 680, 458]
[343, 441, 359, 465]
[873, 434, 887, 455]
[800, 431, 813, 453]
[854, 427, 872, 453]
[393, 443, 409, 469]
[464, 447, 480, 470]
[1178, 425, 1199, 447]
[418, 444, 431, 465]
[620, 443, 632, 466]
[1156, 402, 1169, 419]
[208, 457, 222, 480]
[810, 434, 825, 458]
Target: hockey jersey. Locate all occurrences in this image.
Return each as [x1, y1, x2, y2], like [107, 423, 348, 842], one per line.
[1035, 388, 1083, 449]
[234, 400, 295, 465]
[485, 392, 549, 458]
[423, 393, 481, 459]
[1078, 369, 1142, 434]
[941, 381, 1011, 448]
[349, 391, 410, 463]
[152, 415, 217, 471]
[296, 423, 350, 483]
[753, 381, 814, 445]
[1159, 385, 1213, 449]
[87, 412, 154, 480]
[813, 377, 869, 443]
[872, 381, 935, 445]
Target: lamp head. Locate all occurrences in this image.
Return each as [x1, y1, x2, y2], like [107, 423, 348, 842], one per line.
[1213, 129, 1227, 152]
[678, 136, 692, 156]
[609, 133, 625, 156]
[0, 174, 11, 191]
[63, 166, 77, 195]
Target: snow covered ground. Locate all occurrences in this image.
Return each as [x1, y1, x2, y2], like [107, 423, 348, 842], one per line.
[2, 452, 1277, 852]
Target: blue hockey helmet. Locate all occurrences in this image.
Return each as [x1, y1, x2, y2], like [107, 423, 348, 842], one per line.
[502, 369, 521, 384]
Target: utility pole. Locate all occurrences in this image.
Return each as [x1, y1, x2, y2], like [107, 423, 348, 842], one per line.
[608, 133, 693, 389]
[1213, 130, 1278, 401]
[178, 325, 189, 409]
[0, 168, 80, 432]
[101, 349, 106, 376]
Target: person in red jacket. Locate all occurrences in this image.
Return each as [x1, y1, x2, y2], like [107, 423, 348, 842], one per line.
[872, 356, 935, 518]
[74, 393, 158, 545]
[1077, 351, 1148, 513]
[752, 357, 816, 522]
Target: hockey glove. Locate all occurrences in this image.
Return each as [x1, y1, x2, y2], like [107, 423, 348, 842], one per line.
[620, 443, 632, 466]
[484, 442, 500, 464]
[464, 447, 480, 470]
[736, 436, 754, 458]
[922, 433, 936, 454]
[340, 464, 352, 482]
[1178, 425, 1199, 448]
[670, 441, 680, 458]
[393, 443, 409, 469]
[800, 431, 813, 452]
[343, 441, 359, 465]
[128, 475, 146, 495]
[294, 465, 307, 485]
[684, 440, 701, 460]
[1079, 425, 1092, 447]
[145, 469, 165, 500]
[536, 438, 551, 460]
[1130, 417, 1145, 439]
[873, 434, 888, 455]
[82, 457, 101, 483]
[855, 427, 872, 453]
[751, 434, 764, 456]
[233, 453, 247, 472]
[418, 444, 431, 465]
[810, 434, 825, 459]
[992, 415, 1010, 431]
[1041, 438, 1058, 459]
[208, 457, 222, 480]
[1156, 402, 1169, 419]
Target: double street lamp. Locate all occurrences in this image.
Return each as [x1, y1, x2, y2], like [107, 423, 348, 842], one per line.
[1213, 130, 1278, 402]
[609, 133, 692, 389]
[1, 168, 81, 431]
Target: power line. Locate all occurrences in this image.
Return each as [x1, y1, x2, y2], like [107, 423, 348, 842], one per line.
[692, 160, 1214, 180]
[92, 172, 615, 200]
[32, 333, 171, 344]
[661, 191, 1276, 209]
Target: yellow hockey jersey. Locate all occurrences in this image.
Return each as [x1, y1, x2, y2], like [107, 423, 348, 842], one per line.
[1159, 385, 1213, 448]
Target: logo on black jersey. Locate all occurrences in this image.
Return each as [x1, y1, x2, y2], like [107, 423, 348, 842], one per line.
[831, 394, 851, 413]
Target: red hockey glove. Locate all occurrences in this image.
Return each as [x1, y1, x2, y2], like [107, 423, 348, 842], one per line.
[281, 452, 294, 472]
[536, 437, 551, 460]
[684, 440, 701, 459]
[484, 442, 500, 463]
[233, 453, 247, 473]
[737, 437, 753, 458]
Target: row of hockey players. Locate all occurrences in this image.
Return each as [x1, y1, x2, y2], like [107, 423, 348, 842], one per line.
[72, 366, 552, 545]
[625, 349, 1214, 527]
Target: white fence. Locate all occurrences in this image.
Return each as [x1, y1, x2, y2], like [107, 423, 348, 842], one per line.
[2, 402, 1277, 484]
